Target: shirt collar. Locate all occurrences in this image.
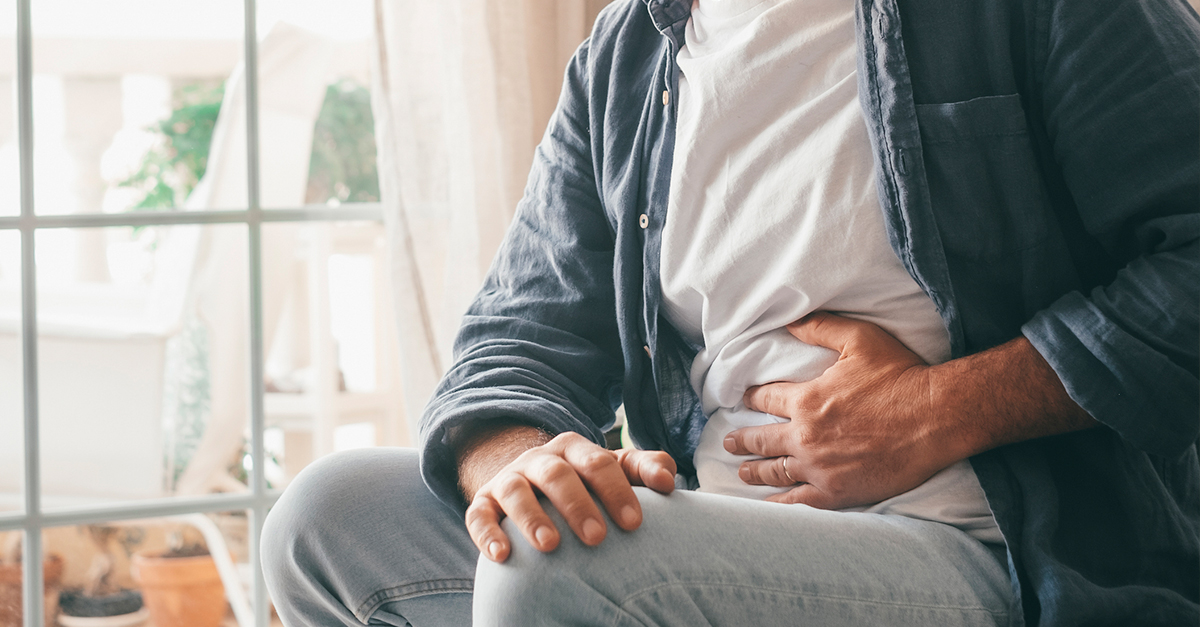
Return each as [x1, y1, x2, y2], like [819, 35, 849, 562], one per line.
[642, 0, 692, 47]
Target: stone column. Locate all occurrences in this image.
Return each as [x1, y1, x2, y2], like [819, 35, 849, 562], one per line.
[62, 76, 123, 283]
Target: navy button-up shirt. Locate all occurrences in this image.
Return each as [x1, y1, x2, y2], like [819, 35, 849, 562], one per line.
[420, 0, 1200, 624]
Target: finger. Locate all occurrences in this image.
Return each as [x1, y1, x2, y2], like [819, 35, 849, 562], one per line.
[785, 311, 860, 354]
[523, 455, 609, 546]
[738, 456, 800, 487]
[619, 449, 677, 494]
[743, 381, 810, 418]
[723, 423, 792, 457]
[563, 444, 643, 531]
[464, 496, 511, 562]
[485, 472, 561, 552]
[765, 483, 840, 509]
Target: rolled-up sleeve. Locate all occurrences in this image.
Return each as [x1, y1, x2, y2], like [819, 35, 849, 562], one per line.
[418, 39, 626, 509]
[1022, 0, 1199, 458]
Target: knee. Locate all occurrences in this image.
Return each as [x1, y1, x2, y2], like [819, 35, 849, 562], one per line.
[472, 499, 634, 626]
[261, 448, 424, 588]
[473, 527, 576, 625]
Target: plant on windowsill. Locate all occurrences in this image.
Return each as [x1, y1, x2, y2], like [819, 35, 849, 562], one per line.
[131, 531, 227, 627]
[0, 531, 64, 627]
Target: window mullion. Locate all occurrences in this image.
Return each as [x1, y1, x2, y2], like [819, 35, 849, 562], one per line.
[16, 0, 44, 620]
[243, 1, 270, 626]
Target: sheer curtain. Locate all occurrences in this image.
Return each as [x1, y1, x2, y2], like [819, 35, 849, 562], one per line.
[371, 0, 612, 441]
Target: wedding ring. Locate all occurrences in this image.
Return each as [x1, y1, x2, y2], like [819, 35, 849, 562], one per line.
[782, 456, 800, 484]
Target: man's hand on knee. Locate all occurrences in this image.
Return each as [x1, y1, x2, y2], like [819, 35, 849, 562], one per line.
[460, 430, 676, 563]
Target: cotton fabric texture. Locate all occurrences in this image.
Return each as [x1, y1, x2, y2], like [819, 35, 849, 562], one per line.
[660, 0, 999, 541]
[415, 0, 1200, 624]
[264, 448, 1015, 626]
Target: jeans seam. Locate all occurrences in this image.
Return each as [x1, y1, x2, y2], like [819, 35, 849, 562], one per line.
[354, 578, 475, 623]
[617, 581, 1009, 618]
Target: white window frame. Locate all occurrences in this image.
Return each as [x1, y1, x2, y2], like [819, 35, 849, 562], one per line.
[0, 1, 382, 624]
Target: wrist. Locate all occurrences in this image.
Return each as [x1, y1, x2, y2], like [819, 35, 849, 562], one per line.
[455, 422, 552, 501]
[924, 361, 989, 461]
[926, 336, 1097, 460]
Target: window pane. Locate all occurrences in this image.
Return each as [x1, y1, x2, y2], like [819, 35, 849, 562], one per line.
[0, 0, 17, 217]
[257, 0, 378, 209]
[45, 511, 256, 626]
[261, 222, 405, 486]
[31, 0, 245, 215]
[0, 230, 22, 514]
[36, 225, 250, 509]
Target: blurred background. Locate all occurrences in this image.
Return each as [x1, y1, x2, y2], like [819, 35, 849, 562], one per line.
[0, 0, 610, 624]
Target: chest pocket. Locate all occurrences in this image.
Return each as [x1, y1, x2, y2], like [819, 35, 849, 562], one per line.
[915, 94, 1056, 259]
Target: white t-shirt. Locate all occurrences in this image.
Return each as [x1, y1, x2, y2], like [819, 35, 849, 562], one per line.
[660, 0, 1001, 542]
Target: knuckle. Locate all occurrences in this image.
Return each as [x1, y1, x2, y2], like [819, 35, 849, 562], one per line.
[577, 451, 615, 476]
[492, 474, 528, 500]
[653, 451, 677, 472]
[793, 423, 815, 446]
[557, 498, 596, 521]
[760, 388, 779, 412]
[787, 393, 808, 418]
[464, 500, 499, 534]
[555, 431, 585, 446]
[464, 503, 489, 526]
[529, 457, 573, 486]
[799, 390, 825, 418]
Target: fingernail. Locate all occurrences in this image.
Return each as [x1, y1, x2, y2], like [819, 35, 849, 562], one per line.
[738, 465, 751, 480]
[582, 518, 604, 544]
[724, 435, 736, 452]
[488, 541, 502, 559]
[620, 505, 639, 527]
[535, 525, 554, 548]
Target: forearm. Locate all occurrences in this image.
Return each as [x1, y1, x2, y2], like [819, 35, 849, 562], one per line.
[455, 422, 554, 501]
[930, 335, 1097, 460]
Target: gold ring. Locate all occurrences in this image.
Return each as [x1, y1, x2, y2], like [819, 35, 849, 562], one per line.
[782, 456, 799, 484]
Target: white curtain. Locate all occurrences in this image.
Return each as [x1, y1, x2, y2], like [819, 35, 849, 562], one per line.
[371, 0, 613, 441]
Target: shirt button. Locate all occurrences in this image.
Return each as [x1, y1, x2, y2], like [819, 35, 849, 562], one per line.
[639, 214, 649, 228]
[662, 90, 670, 106]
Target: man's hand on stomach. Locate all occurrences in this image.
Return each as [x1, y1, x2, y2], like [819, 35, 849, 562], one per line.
[457, 426, 676, 563]
[724, 311, 1094, 510]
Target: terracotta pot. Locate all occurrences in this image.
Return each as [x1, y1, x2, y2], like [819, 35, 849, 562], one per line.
[130, 553, 226, 627]
[0, 555, 65, 627]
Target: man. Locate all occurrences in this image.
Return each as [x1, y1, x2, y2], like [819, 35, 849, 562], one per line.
[262, 0, 1199, 625]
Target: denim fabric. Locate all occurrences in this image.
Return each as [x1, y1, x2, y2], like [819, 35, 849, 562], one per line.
[263, 448, 1013, 626]
[419, 0, 1200, 625]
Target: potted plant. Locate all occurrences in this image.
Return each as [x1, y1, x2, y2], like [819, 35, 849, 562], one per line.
[131, 532, 226, 627]
[0, 532, 64, 627]
[57, 526, 147, 627]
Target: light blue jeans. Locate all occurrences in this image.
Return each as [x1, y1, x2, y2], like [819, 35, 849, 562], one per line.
[262, 448, 1013, 626]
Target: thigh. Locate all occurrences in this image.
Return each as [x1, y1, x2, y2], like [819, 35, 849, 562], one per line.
[475, 488, 1012, 627]
[262, 447, 477, 626]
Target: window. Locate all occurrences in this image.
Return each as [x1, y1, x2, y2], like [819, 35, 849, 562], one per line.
[0, 1, 387, 624]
